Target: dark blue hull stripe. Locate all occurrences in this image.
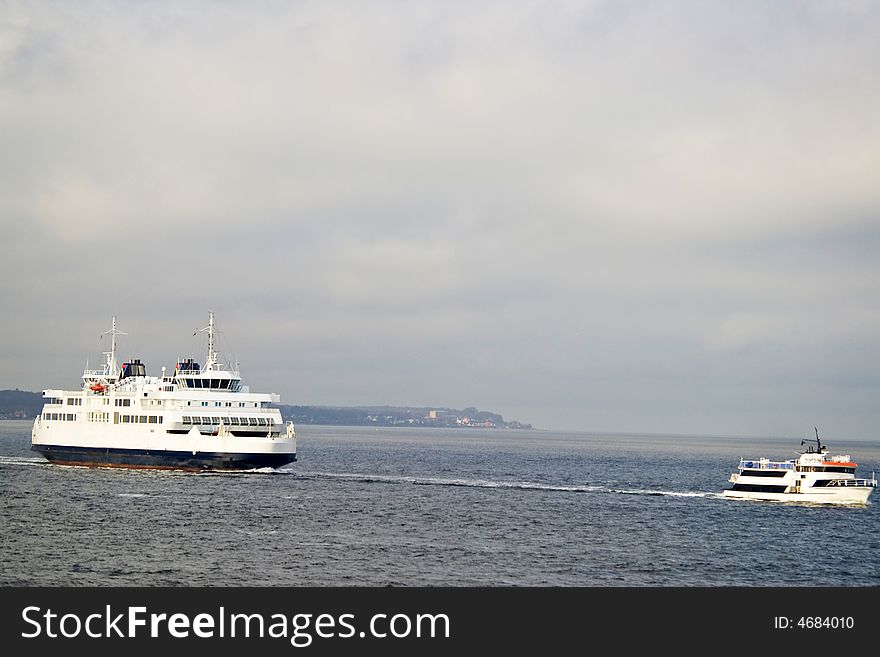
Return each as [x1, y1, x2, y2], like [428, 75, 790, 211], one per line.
[31, 444, 296, 471]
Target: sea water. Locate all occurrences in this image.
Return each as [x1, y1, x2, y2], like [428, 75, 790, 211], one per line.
[1, 421, 878, 586]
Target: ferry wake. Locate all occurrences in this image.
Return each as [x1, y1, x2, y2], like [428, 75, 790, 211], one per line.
[722, 429, 876, 504]
[31, 312, 297, 471]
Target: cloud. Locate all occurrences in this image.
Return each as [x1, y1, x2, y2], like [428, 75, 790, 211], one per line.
[1, 1, 879, 436]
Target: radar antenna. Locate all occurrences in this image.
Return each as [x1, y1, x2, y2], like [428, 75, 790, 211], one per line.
[801, 427, 825, 453]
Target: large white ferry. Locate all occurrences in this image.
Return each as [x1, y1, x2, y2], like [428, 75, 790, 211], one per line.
[31, 313, 297, 471]
[722, 430, 876, 504]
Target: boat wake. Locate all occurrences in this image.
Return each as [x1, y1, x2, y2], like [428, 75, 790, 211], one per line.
[282, 469, 719, 499]
[0, 455, 51, 468]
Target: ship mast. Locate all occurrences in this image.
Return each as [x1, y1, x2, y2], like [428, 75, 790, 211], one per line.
[195, 311, 219, 372]
[100, 316, 127, 376]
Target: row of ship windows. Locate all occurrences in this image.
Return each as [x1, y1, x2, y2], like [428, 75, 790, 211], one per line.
[186, 401, 262, 408]
[797, 466, 855, 473]
[49, 399, 262, 409]
[43, 413, 76, 421]
[743, 466, 855, 476]
[119, 415, 163, 424]
[178, 379, 240, 390]
[47, 398, 135, 407]
[181, 416, 273, 426]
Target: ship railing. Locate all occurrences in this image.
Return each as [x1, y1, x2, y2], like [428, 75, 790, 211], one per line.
[82, 368, 114, 378]
[738, 459, 794, 470]
[826, 478, 877, 488]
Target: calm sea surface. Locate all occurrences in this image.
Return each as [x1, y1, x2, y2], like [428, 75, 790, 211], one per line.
[1, 420, 878, 586]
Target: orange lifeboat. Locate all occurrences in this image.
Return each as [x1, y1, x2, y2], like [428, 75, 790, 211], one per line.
[90, 382, 106, 393]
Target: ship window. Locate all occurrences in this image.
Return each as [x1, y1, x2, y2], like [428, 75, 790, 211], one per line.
[211, 417, 219, 424]
[215, 402, 221, 407]
[67, 414, 75, 421]
[201, 402, 208, 407]
[258, 418, 267, 425]
[739, 470, 787, 478]
[730, 483, 788, 493]
[140, 415, 147, 423]
[822, 466, 855, 474]
[248, 418, 258, 426]
[182, 416, 191, 424]
[148, 416, 158, 424]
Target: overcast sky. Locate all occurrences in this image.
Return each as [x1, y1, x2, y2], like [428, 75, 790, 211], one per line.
[1, 1, 879, 438]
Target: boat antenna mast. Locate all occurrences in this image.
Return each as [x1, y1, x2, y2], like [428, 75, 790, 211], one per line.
[195, 311, 218, 372]
[99, 316, 127, 376]
[801, 426, 825, 453]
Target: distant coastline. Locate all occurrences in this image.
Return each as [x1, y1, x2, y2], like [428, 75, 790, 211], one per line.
[0, 389, 532, 430]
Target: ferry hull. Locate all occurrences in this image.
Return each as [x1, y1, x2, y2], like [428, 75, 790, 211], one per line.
[722, 488, 872, 505]
[31, 444, 296, 472]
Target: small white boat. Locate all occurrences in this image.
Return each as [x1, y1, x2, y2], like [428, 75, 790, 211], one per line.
[722, 429, 876, 504]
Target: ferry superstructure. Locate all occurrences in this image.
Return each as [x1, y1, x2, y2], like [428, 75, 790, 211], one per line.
[31, 313, 297, 471]
[722, 431, 876, 504]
